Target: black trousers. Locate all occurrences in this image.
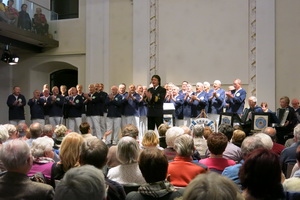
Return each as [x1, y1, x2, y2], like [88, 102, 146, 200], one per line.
[148, 116, 163, 130]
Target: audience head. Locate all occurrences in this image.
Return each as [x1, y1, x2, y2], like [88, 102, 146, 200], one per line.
[180, 125, 192, 135]
[157, 124, 171, 137]
[139, 148, 168, 183]
[4, 124, 18, 139]
[0, 125, 9, 144]
[121, 124, 139, 139]
[261, 127, 277, 142]
[0, 139, 32, 173]
[80, 138, 108, 169]
[239, 148, 284, 200]
[31, 136, 54, 159]
[174, 134, 194, 157]
[296, 145, 300, 165]
[55, 165, 106, 200]
[117, 136, 140, 164]
[218, 124, 234, 141]
[16, 122, 28, 137]
[142, 130, 159, 147]
[203, 126, 213, 140]
[192, 124, 204, 138]
[166, 127, 184, 148]
[29, 122, 43, 139]
[60, 132, 84, 172]
[254, 133, 273, 150]
[79, 122, 90, 135]
[231, 130, 246, 146]
[43, 124, 54, 138]
[240, 135, 264, 158]
[233, 124, 243, 131]
[183, 172, 243, 200]
[54, 124, 68, 138]
[294, 124, 300, 142]
[207, 132, 228, 156]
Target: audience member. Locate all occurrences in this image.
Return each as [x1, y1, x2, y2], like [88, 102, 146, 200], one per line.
[16, 122, 29, 138]
[79, 122, 97, 140]
[126, 148, 184, 200]
[53, 124, 68, 148]
[182, 172, 243, 200]
[18, 3, 31, 30]
[141, 130, 161, 149]
[283, 145, 300, 192]
[33, 7, 48, 35]
[222, 135, 265, 189]
[262, 127, 285, 155]
[239, 148, 285, 200]
[79, 138, 126, 200]
[164, 127, 184, 161]
[192, 124, 208, 156]
[28, 136, 55, 186]
[26, 122, 43, 146]
[52, 132, 84, 180]
[55, 165, 105, 200]
[0, 139, 54, 199]
[43, 124, 54, 138]
[107, 136, 146, 185]
[3, 123, 18, 142]
[168, 134, 207, 187]
[200, 132, 235, 173]
[231, 129, 246, 147]
[281, 124, 300, 166]
[0, 125, 9, 144]
[203, 126, 213, 140]
[158, 123, 171, 148]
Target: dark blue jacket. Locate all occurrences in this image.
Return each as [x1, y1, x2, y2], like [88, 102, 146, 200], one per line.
[106, 94, 123, 118]
[226, 88, 246, 114]
[7, 94, 26, 120]
[191, 91, 208, 118]
[209, 88, 225, 114]
[123, 92, 140, 116]
[47, 95, 64, 117]
[67, 95, 83, 118]
[28, 98, 45, 119]
[167, 94, 184, 119]
[86, 92, 105, 116]
[147, 86, 166, 117]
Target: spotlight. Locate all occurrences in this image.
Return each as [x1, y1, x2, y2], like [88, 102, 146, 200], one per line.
[1, 45, 19, 65]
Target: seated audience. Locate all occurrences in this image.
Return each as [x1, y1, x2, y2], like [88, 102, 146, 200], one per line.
[239, 148, 285, 200]
[26, 122, 43, 146]
[18, 3, 31, 30]
[222, 135, 265, 189]
[0, 139, 54, 199]
[231, 130, 246, 148]
[16, 122, 29, 138]
[206, 124, 242, 162]
[79, 138, 126, 200]
[168, 134, 207, 187]
[192, 124, 208, 156]
[107, 124, 139, 168]
[164, 127, 184, 161]
[42, 124, 54, 138]
[199, 132, 235, 173]
[33, 7, 49, 36]
[126, 148, 184, 200]
[254, 133, 273, 150]
[107, 136, 146, 185]
[182, 172, 243, 200]
[52, 132, 84, 181]
[158, 123, 171, 148]
[142, 130, 162, 149]
[262, 127, 285, 155]
[54, 165, 105, 200]
[3, 124, 18, 143]
[53, 124, 68, 148]
[180, 125, 192, 136]
[28, 136, 55, 186]
[283, 145, 300, 191]
[0, 125, 9, 144]
[203, 126, 213, 140]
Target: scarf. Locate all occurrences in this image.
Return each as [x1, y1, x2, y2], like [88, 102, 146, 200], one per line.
[33, 157, 55, 164]
[138, 180, 176, 198]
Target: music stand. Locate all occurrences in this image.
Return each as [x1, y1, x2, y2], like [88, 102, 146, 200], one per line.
[219, 112, 242, 127]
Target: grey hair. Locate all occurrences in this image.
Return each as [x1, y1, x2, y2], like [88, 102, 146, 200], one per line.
[43, 124, 53, 135]
[254, 133, 273, 150]
[174, 134, 194, 157]
[192, 124, 204, 138]
[214, 80, 222, 85]
[30, 122, 43, 138]
[116, 136, 140, 164]
[241, 136, 265, 157]
[248, 96, 257, 103]
[294, 124, 300, 141]
[3, 124, 16, 137]
[0, 139, 31, 170]
[166, 127, 184, 147]
[183, 172, 243, 200]
[31, 136, 54, 158]
[54, 165, 106, 200]
[0, 125, 9, 143]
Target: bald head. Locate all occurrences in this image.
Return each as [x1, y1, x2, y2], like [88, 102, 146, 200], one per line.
[262, 127, 276, 142]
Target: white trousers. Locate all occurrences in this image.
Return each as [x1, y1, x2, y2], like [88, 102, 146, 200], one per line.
[31, 119, 45, 126]
[49, 117, 62, 127]
[87, 115, 101, 139]
[9, 119, 25, 126]
[106, 117, 121, 144]
[68, 117, 82, 133]
[138, 116, 147, 141]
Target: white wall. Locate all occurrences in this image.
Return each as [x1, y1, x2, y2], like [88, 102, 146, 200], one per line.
[158, 0, 248, 86]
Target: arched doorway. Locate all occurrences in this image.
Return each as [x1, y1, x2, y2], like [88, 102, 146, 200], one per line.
[50, 69, 78, 90]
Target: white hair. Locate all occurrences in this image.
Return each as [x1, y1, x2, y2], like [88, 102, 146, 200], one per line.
[0, 139, 31, 170]
[166, 127, 184, 147]
[55, 165, 106, 200]
[3, 124, 16, 137]
[174, 134, 194, 157]
[203, 82, 210, 87]
[248, 96, 257, 103]
[294, 124, 300, 141]
[0, 125, 9, 143]
[31, 136, 54, 158]
[117, 136, 140, 164]
[196, 82, 203, 88]
[214, 80, 222, 85]
[254, 133, 273, 150]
